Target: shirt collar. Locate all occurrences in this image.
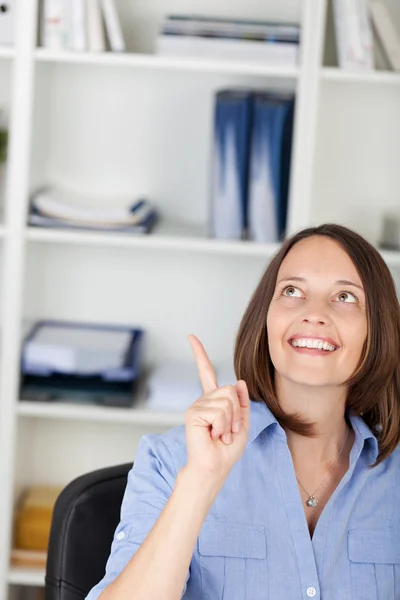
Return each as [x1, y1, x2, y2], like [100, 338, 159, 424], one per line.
[246, 400, 280, 447]
[247, 400, 380, 463]
[347, 411, 380, 463]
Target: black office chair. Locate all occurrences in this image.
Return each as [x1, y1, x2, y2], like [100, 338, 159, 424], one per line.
[45, 462, 133, 600]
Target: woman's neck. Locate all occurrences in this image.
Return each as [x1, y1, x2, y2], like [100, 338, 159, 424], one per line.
[276, 376, 351, 471]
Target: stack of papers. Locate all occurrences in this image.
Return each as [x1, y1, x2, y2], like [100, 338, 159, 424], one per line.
[28, 186, 158, 234]
[23, 324, 133, 376]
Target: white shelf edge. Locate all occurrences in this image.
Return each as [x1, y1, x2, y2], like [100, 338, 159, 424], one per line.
[8, 567, 45, 586]
[17, 400, 186, 426]
[25, 226, 280, 257]
[321, 66, 400, 85]
[34, 48, 299, 78]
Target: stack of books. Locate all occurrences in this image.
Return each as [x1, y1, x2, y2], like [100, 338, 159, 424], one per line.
[210, 88, 295, 243]
[28, 185, 159, 234]
[40, 0, 125, 52]
[156, 15, 300, 66]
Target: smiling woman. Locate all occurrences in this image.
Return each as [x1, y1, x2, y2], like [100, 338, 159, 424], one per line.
[235, 223, 400, 466]
[87, 223, 400, 600]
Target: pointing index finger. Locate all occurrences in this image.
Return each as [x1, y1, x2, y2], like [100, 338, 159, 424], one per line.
[188, 334, 219, 395]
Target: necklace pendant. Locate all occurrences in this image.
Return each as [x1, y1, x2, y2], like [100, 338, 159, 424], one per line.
[306, 496, 318, 508]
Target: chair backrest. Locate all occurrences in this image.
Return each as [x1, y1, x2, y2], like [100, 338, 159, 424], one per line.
[45, 462, 133, 600]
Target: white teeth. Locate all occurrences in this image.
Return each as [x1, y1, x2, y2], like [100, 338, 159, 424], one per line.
[290, 338, 336, 352]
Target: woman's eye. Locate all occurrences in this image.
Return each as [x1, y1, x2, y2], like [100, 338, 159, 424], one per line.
[282, 286, 302, 297]
[336, 291, 357, 303]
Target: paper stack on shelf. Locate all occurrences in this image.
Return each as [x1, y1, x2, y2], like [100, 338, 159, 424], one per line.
[20, 320, 145, 407]
[41, 0, 126, 52]
[156, 14, 300, 66]
[28, 185, 159, 234]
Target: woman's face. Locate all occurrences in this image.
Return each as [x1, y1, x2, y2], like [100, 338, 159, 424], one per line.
[266, 236, 368, 388]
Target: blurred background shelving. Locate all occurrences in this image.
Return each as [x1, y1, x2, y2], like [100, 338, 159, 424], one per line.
[2, 0, 400, 598]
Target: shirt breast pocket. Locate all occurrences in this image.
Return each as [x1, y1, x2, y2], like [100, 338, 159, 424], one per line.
[348, 529, 400, 600]
[198, 520, 268, 600]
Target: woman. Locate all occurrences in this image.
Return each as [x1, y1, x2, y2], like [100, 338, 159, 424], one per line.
[87, 223, 400, 600]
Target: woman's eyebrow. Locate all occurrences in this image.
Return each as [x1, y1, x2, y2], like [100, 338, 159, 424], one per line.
[277, 276, 364, 291]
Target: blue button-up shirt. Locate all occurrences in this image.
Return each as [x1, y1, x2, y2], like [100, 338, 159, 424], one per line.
[87, 400, 400, 600]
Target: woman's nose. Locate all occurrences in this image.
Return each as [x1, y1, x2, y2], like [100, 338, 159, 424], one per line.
[301, 300, 331, 325]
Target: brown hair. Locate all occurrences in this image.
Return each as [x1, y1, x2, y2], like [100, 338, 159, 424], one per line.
[234, 223, 400, 467]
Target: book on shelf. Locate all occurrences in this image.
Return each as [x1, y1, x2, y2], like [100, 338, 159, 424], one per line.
[370, 0, 400, 71]
[28, 186, 159, 234]
[209, 89, 294, 243]
[40, 0, 125, 52]
[247, 92, 294, 243]
[86, 0, 106, 52]
[156, 14, 300, 66]
[332, 0, 374, 70]
[210, 90, 253, 240]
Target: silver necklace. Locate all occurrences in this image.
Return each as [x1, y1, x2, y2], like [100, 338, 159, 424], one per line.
[296, 424, 350, 508]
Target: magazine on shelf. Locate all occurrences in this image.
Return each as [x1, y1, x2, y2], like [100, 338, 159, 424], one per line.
[161, 15, 300, 43]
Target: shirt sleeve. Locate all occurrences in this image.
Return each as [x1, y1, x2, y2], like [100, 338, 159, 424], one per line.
[85, 433, 190, 599]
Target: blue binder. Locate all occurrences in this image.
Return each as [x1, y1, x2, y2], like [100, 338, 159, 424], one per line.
[247, 92, 294, 243]
[210, 89, 253, 239]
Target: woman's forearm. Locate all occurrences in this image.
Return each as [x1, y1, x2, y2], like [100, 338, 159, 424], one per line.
[99, 466, 223, 600]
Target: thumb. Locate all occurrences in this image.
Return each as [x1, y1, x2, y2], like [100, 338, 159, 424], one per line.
[236, 380, 250, 429]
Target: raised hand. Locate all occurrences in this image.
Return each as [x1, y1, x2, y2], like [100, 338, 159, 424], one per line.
[184, 335, 250, 481]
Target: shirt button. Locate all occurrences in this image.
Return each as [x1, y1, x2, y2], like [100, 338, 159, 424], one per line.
[306, 587, 317, 597]
[116, 531, 125, 540]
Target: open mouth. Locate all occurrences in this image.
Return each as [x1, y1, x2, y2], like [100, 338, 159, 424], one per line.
[288, 338, 339, 352]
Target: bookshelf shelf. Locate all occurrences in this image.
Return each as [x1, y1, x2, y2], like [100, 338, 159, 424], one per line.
[34, 48, 299, 79]
[321, 66, 400, 85]
[17, 400, 185, 427]
[25, 225, 400, 265]
[26, 224, 280, 257]
[8, 567, 45, 587]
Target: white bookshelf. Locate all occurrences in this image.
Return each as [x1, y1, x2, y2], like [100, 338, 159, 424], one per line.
[17, 400, 185, 427]
[35, 47, 300, 78]
[26, 223, 281, 257]
[1, 0, 400, 598]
